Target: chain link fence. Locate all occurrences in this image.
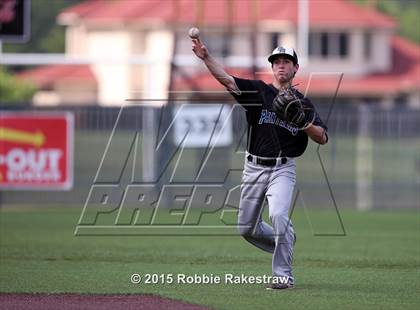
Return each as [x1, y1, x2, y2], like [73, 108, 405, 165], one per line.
[1, 103, 419, 210]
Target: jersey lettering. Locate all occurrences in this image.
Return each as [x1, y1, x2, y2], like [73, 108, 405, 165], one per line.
[258, 109, 298, 136]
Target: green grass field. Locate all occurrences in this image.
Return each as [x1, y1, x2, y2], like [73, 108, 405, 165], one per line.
[0, 206, 418, 309]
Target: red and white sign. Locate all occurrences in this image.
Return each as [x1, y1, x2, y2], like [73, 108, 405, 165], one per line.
[0, 112, 73, 190]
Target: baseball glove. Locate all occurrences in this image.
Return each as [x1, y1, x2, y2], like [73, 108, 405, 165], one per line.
[272, 87, 314, 129]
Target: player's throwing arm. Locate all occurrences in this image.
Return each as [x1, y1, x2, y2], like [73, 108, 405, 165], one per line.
[189, 27, 239, 93]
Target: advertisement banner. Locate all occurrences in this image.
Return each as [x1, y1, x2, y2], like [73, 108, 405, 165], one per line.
[0, 112, 73, 190]
[173, 104, 232, 148]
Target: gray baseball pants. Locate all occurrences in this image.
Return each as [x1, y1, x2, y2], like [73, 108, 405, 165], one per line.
[238, 154, 296, 283]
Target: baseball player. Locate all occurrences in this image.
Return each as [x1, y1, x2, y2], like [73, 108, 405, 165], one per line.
[191, 32, 328, 290]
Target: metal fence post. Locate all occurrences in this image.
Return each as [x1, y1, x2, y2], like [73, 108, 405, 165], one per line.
[356, 103, 373, 210]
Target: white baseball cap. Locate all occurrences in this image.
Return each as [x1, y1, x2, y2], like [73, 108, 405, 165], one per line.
[268, 46, 298, 65]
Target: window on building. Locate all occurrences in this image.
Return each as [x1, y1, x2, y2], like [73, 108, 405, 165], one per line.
[394, 94, 408, 106]
[309, 31, 349, 58]
[321, 32, 329, 57]
[364, 31, 372, 59]
[270, 32, 282, 51]
[339, 33, 348, 57]
[309, 32, 320, 55]
[204, 33, 230, 57]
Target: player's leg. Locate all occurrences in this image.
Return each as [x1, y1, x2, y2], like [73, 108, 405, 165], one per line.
[238, 160, 275, 253]
[265, 160, 296, 283]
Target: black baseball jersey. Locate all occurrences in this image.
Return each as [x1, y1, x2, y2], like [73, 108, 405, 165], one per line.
[230, 76, 327, 158]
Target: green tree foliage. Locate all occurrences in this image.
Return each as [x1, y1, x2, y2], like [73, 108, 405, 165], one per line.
[354, 0, 420, 43]
[0, 67, 37, 104]
[3, 0, 81, 53]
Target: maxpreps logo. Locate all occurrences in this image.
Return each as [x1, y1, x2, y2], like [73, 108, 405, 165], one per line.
[0, 113, 73, 190]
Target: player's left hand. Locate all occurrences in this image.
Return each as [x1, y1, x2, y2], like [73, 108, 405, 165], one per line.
[272, 87, 314, 130]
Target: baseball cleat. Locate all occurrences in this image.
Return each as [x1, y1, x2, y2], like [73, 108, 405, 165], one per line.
[266, 283, 294, 290]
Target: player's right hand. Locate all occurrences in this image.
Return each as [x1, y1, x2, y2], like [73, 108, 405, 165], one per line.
[192, 39, 209, 60]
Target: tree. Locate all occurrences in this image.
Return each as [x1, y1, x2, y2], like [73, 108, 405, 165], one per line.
[354, 0, 420, 43]
[0, 67, 36, 104]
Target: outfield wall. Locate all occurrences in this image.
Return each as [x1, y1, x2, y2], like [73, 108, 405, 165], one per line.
[0, 103, 418, 210]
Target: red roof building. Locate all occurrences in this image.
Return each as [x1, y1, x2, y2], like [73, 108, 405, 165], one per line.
[58, 0, 395, 28]
[18, 0, 419, 107]
[18, 65, 97, 105]
[18, 65, 96, 89]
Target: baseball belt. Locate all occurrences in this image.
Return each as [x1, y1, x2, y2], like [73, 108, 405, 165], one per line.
[247, 154, 288, 167]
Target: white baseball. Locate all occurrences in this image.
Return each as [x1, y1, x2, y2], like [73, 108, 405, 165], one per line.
[188, 27, 200, 39]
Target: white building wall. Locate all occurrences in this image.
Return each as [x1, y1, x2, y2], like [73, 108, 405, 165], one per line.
[129, 30, 146, 96]
[66, 24, 88, 56]
[142, 30, 174, 103]
[369, 30, 392, 73]
[230, 31, 250, 57]
[87, 31, 131, 106]
[282, 31, 297, 50]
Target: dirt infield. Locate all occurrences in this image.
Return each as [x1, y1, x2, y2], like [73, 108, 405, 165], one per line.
[0, 293, 213, 310]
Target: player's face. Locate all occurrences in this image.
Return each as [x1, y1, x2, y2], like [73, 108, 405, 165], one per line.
[272, 57, 298, 84]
